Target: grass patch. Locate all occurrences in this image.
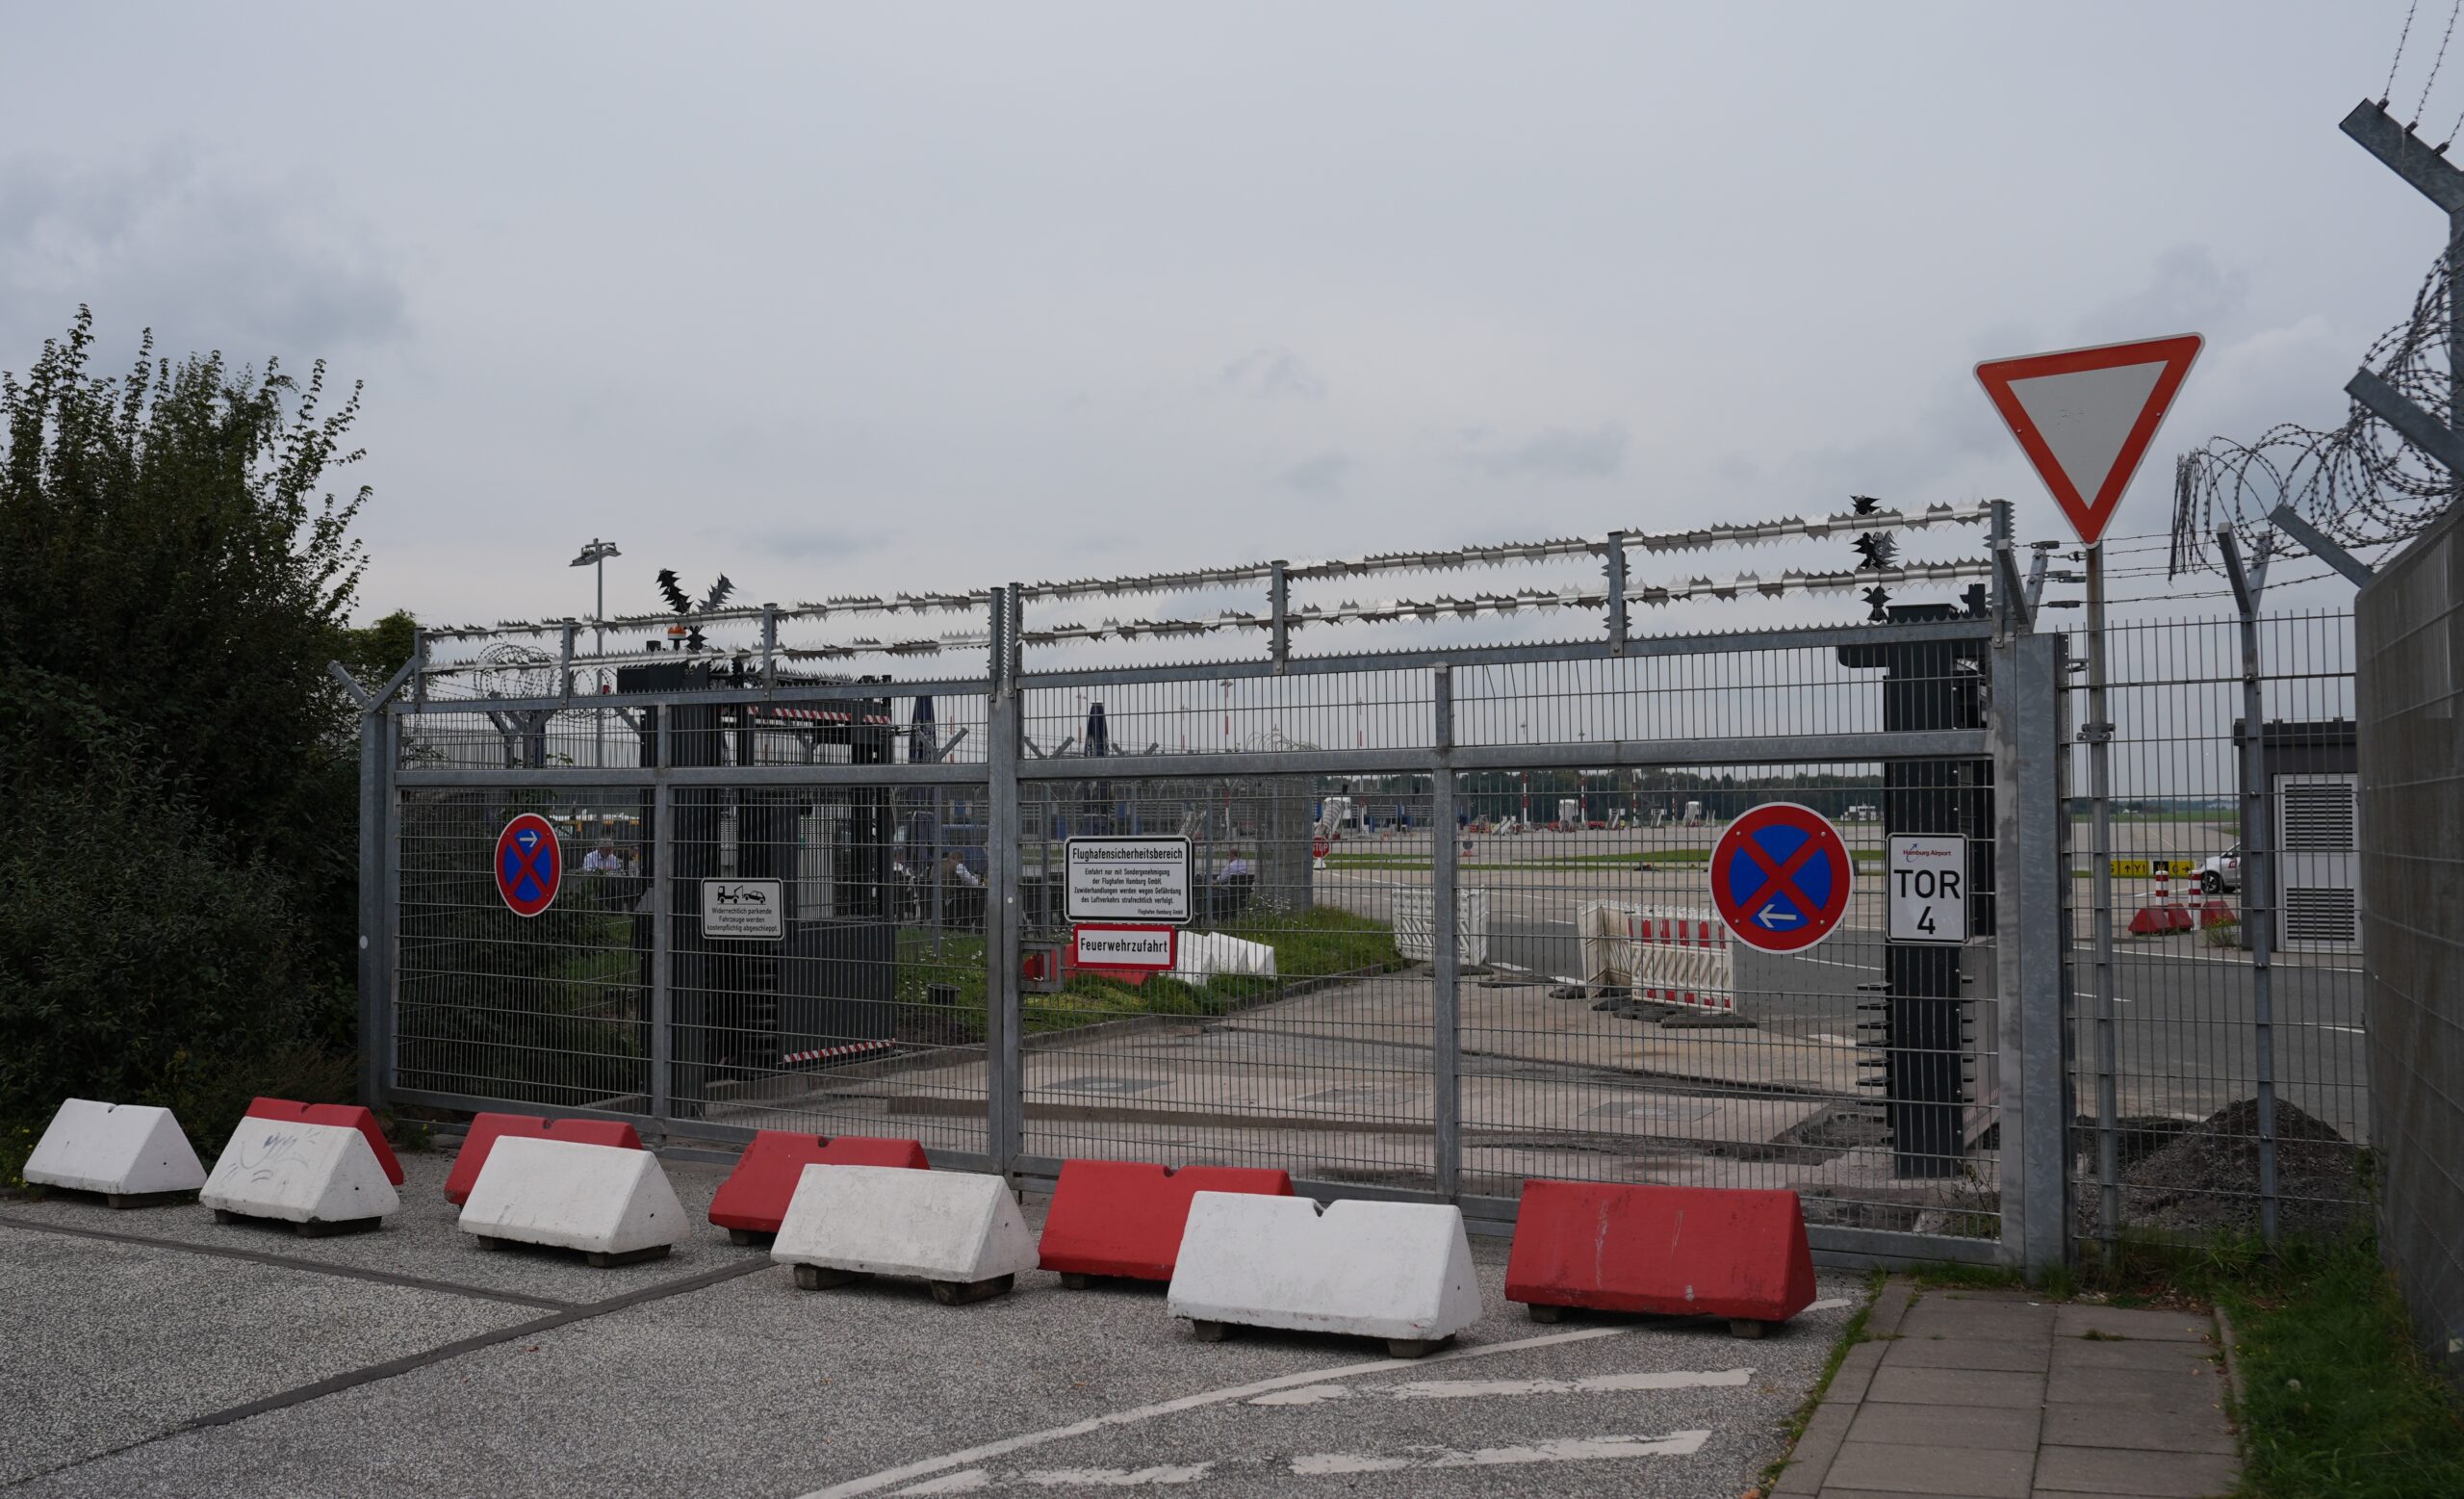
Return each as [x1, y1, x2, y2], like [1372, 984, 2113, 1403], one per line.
[895, 907, 1405, 1038]
[1765, 1270, 1886, 1488]
[2220, 1236, 2464, 1498]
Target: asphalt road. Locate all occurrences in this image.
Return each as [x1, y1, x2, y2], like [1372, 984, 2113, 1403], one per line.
[1, 1153, 1863, 1499]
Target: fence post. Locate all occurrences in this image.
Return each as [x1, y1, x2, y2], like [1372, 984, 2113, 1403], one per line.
[2220, 530, 2281, 1248]
[2084, 544, 2122, 1262]
[649, 711, 673, 1132]
[987, 584, 1026, 1174]
[1430, 663, 1461, 1201]
[1993, 630, 2071, 1280]
[357, 704, 387, 1108]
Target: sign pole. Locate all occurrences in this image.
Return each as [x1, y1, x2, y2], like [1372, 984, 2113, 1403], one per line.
[1974, 332, 2204, 1245]
[2085, 541, 2122, 1263]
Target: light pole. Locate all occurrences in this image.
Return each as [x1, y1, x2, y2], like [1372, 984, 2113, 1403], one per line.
[570, 538, 620, 766]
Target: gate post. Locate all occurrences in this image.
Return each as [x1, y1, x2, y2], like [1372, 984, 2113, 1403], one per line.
[1429, 663, 1460, 1201]
[1992, 631, 2071, 1279]
[986, 585, 1025, 1174]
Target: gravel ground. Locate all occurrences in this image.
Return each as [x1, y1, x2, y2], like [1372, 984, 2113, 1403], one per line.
[4, 1176, 1862, 1499]
[0, 1224, 533, 1487]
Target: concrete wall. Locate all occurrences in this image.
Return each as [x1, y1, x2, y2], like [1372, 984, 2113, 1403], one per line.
[2357, 500, 2464, 1383]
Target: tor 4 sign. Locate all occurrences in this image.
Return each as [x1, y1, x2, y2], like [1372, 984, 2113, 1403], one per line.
[1886, 835, 1968, 945]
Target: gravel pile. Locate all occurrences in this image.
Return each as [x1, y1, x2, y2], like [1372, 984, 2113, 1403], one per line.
[2085, 1098, 2364, 1239]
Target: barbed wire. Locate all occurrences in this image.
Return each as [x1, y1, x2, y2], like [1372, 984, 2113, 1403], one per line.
[2390, 0, 2424, 108]
[2421, 0, 2464, 127]
[2170, 247, 2460, 576]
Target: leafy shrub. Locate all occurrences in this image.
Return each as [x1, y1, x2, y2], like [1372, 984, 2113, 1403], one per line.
[0, 750, 315, 1141]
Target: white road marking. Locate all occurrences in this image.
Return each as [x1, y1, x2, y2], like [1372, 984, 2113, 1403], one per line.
[1291, 1429, 1712, 1475]
[909, 1434, 1713, 1492]
[897, 1469, 1214, 1494]
[2325, 1024, 2367, 1035]
[1024, 1469, 1210, 1489]
[797, 1324, 1641, 1498]
[1249, 1368, 1751, 1406]
[1808, 1033, 1861, 1047]
[1807, 1297, 1855, 1312]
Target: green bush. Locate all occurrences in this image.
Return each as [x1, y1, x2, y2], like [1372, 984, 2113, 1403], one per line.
[0, 751, 318, 1147]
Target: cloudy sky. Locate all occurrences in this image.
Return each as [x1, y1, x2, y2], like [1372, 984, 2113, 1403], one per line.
[0, 3, 2438, 637]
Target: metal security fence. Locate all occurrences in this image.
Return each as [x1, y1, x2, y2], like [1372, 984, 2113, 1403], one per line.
[2063, 606, 2370, 1256]
[2358, 504, 2464, 1381]
[346, 501, 2087, 1274]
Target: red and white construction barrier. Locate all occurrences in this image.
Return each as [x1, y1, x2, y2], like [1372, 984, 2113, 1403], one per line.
[1578, 903, 1735, 1013]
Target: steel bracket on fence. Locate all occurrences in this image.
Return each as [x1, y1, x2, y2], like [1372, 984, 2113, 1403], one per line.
[1270, 561, 1290, 675]
[1604, 532, 1630, 656]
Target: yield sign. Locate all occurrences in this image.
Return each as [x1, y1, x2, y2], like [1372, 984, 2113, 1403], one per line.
[1974, 333, 2202, 546]
[1708, 802, 1853, 954]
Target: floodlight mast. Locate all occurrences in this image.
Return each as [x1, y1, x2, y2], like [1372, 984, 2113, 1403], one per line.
[570, 538, 621, 764]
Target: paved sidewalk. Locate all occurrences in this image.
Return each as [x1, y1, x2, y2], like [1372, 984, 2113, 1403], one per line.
[1776, 1278, 2240, 1499]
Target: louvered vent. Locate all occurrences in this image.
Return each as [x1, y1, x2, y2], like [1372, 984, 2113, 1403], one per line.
[2284, 887, 2360, 944]
[2281, 782, 2355, 850]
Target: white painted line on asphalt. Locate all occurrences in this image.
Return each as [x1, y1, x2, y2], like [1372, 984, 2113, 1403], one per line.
[1809, 1033, 1861, 1047]
[1248, 1367, 1751, 1405]
[1807, 1297, 1855, 1311]
[1290, 1429, 1711, 1475]
[896, 1465, 1211, 1492]
[905, 1433, 1715, 1491]
[2325, 1024, 2367, 1035]
[798, 1324, 1641, 1499]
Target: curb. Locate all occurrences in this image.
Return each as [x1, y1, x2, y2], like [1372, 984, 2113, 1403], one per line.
[2215, 1302, 2249, 1412]
[1773, 1276, 1913, 1496]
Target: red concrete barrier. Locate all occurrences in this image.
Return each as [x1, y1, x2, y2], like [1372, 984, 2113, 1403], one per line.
[1504, 1179, 1816, 1333]
[1038, 1159, 1295, 1284]
[245, 1098, 404, 1187]
[707, 1131, 930, 1238]
[443, 1113, 644, 1205]
[2128, 904, 2195, 935]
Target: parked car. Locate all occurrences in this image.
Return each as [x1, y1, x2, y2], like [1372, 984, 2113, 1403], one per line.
[2199, 844, 2242, 894]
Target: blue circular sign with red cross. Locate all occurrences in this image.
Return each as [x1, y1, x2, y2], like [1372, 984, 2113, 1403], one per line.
[494, 813, 563, 918]
[1708, 802, 1852, 953]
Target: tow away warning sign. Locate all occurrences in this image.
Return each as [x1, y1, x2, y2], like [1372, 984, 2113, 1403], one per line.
[1065, 837, 1192, 923]
[701, 879, 784, 940]
[1887, 836, 1967, 945]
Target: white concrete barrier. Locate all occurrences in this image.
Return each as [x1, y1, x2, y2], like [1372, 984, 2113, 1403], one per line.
[1166, 1193, 1481, 1356]
[1168, 931, 1278, 982]
[1394, 886, 1491, 967]
[23, 1098, 206, 1206]
[202, 1118, 398, 1234]
[771, 1164, 1038, 1304]
[457, 1135, 685, 1266]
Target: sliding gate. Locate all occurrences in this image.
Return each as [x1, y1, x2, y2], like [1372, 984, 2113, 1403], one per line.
[353, 513, 2072, 1275]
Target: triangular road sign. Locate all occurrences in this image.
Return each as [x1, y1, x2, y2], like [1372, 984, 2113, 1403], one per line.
[1975, 334, 2202, 546]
